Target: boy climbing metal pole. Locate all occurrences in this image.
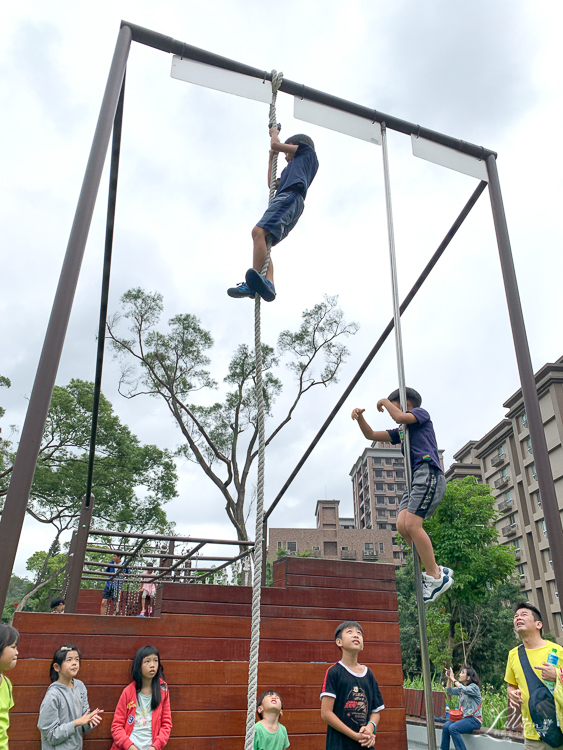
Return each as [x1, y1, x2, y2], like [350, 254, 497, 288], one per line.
[351, 388, 453, 603]
[228, 127, 318, 302]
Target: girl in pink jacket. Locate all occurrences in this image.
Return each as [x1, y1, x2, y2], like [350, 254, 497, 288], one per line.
[110, 646, 171, 750]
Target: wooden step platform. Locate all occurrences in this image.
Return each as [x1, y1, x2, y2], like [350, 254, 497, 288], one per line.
[10, 557, 407, 749]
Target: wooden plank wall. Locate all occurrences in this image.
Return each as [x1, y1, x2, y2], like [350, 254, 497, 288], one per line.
[10, 557, 407, 750]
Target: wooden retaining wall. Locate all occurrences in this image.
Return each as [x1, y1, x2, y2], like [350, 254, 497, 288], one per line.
[10, 557, 407, 749]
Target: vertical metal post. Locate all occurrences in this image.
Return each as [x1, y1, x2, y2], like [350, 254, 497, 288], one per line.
[0, 25, 132, 613]
[381, 124, 437, 750]
[65, 494, 95, 613]
[61, 531, 78, 598]
[85, 73, 126, 510]
[487, 155, 563, 605]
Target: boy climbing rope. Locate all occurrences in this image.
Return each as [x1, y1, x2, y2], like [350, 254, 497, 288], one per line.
[351, 387, 453, 604]
[227, 127, 318, 302]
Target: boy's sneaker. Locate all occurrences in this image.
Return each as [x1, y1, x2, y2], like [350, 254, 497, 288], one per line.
[440, 565, 454, 579]
[227, 281, 255, 299]
[245, 268, 276, 302]
[422, 571, 453, 604]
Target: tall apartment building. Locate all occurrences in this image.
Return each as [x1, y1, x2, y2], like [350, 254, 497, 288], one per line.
[350, 443, 406, 532]
[268, 499, 407, 568]
[446, 356, 563, 640]
[349, 441, 444, 547]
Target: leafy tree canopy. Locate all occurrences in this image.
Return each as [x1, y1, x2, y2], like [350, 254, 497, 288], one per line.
[108, 289, 358, 543]
[398, 477, 518, 685]
[1, 380, 178, 608]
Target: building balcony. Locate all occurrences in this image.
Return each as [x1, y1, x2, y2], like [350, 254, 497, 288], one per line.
[519, 576, 527, 588]
[513, 550, 521, 561]
[341, 551, 357, 561]
[502, 523, 519, 538]
[362, 552, 378, 561]
[494, 475, 509, 489]
[491, 454, 505, 467]
[498, 499, 513, 514]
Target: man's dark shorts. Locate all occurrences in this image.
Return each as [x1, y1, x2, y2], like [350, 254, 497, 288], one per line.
[102, 582, 120, 601]
[256, 191, 304, 246]
[399, 463, 446, 519]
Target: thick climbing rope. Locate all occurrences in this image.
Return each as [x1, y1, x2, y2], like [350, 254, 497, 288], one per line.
[243, 69, 283, 750]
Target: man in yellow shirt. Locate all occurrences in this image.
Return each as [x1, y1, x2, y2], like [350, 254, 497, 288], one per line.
[505, 602, 563, 749]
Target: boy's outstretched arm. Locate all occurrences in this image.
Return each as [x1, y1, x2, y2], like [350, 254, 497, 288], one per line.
[377, 398, 418, 425]
[351, 408, 392, 443]
[321, 698, 375, 747]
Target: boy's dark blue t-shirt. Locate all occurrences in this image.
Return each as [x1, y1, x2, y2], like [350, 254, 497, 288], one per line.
[276, 142, 318, 197]
[387, 407, 442, 473]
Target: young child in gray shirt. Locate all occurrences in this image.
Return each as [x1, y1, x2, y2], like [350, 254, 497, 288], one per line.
[38, 645, 102, 750]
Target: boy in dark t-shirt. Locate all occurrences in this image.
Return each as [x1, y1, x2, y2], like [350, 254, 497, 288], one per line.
[351, 387, 453, 604]
[228, 128, 318, 302]
[320, 621, 384, 749]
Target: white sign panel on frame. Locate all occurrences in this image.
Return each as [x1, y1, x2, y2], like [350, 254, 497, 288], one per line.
[171, 56, 273, 104]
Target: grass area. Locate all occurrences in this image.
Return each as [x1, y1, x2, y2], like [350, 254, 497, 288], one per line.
[403, 676, 510, 731]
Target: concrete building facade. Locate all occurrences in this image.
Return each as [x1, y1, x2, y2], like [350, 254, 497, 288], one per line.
[349, 442, 406, 534]
[268, 499, 407, 568]
[446, 356, 563, 640]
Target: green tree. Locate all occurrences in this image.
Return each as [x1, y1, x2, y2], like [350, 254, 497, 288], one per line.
[398, 477, 518, 682]
[12, 549, 69, 617]
[0, 380, 178, 599]
[107, 289, 358, 545]
[2, 575, 31, 623]
[0, 376, 13, 484]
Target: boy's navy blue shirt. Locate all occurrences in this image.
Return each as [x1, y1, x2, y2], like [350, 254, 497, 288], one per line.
[320, 661, 384, 750]
[276, 142, 318, 197]
[387, 407, 442, 473]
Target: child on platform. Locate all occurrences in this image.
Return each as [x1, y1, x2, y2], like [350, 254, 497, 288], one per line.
[351, 387, 453, 604]
[320, 621, 384, 749]
[100, 552, 123, 616]
[110, 646, 171, 750]
[254, 690, 290, 750]
[0, 624, 19, 750]
[38, 645, 103, 750]
[228, 128, 319, 302]
[139, 565, 156, 617]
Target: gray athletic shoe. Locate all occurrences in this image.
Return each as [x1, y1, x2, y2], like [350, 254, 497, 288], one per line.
[422, 572, 453, 604]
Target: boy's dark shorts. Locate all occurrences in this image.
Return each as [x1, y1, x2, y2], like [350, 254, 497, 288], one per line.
[256, 191, 304, 245]
[102, 582, 120, 601]
[399, 463, 446, 519]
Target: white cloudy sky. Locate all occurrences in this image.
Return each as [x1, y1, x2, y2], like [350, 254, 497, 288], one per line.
[2, 1, 562, 576]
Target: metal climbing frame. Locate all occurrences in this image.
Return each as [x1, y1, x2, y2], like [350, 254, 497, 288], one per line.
[1, 19, 562, 750]
[63, 528, 255, 605]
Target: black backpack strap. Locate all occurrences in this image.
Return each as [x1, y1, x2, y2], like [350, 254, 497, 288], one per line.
[517, 644, 546, 692]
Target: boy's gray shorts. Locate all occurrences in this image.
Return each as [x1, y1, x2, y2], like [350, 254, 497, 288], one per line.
[256, 191, 304, 246]
[399, 463, 446, 519]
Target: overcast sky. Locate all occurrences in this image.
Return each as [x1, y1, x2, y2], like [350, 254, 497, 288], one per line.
[2, 1, 562, 577]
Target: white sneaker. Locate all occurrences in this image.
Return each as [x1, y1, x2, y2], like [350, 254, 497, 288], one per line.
[422, 571, 453, 604]
[440, 566, 454, 579]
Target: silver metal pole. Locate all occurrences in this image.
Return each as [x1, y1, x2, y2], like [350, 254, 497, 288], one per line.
[381, 123, 437, 749]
